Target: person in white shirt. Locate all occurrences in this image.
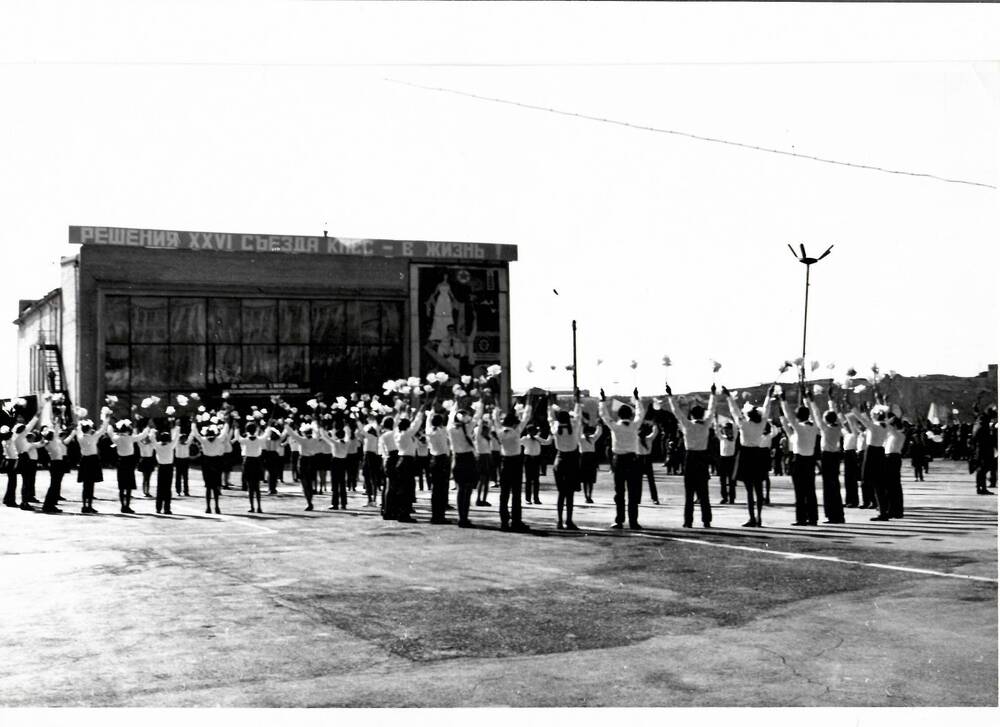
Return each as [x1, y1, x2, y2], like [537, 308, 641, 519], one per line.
[855, 427, 872, 508]
[40, 427, 69, 513]
[715, 420, 737, 506]
[665, 384, 716, 529]
[12, 412, 41, 510]
[425, 412, 452, 523]
[448, 401, 482, 527]
[779, 387, 820, 526]
[415, 431, 430, 492]
[362, 416, 384, 508]
[67, 415, 110, 514]
[346, 422, 362, 493]
[883, 414, 907, 519]
[578, 418, 602, 504]
[148, 426, 181, 514]
[2, 425, 19, 508]
[840, 406, 861, 508]
[234, 421, 266, 513]
[137, 429, 156, 497]
[110, 420, 139, 514]
[520, 425, 552, 507]
[549, 393, 584, 530]
[475, 416, 495, 508]
[283, 421, 325, 511]
[637, 421, 660, 506]
[849, 398, 891, 521]
[724, 386, 772, 527]
[493, 396, 534, 531]
[389, 408, 426, 522]
[318, 422, 352, 512]
[263, 425, 284, 495]
[598, 388, 646, 530]
[378, 415, 400, 519]
[189, 419, 231, 514]
[174, 425, 192, 496]
[812, 389, 845, 524]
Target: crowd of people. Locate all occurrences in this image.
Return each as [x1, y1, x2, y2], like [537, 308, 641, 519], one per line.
[1, 367, 997, 532]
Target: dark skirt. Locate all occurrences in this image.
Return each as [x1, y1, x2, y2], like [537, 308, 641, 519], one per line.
[554, 450, 581, 494]
[735, 446, 766, 482]
[242, 456, 263, 484]
[116, 455, 137, 489]
[138, 455, 157, 475]
[580, 451, 599, 484]
[15, 453, 37, 476]
[452, 451, 477, 485]
[77, 454, 103, 483]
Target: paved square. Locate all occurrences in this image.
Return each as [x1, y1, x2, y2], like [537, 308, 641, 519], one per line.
[0, 460, 995, 707]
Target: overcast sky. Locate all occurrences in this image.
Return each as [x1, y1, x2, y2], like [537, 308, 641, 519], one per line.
[1, 1, 997, 399]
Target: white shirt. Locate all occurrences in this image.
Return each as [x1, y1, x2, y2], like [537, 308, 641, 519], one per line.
[598, 400, 644, 455]
[45, 437, 67, 460]
[520, 434, 551, 457]
[842, 429, 858, 451]
[363, 426, 380, 454]
[394, 413, 425, 457]
[77, 421, 110, 457]
[110, 432, 138, 457]
[3, 439, 18, 459]
[578, 424, 603, 454]
[550, 404, 584, 453]
[174, 439, 191, 459]
[885, 427, 906, 455]
[717, 430, 737, 457]
[425, 425, 451, 457]
[378, 430, 397, 458]
[235, 435, 265, 458]
[854, 411, 889, 447]
[447, 406, 481, 456]
[191, 424, 230, 456]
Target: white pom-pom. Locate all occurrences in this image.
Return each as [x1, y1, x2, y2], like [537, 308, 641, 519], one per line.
[853, 384, 867, 394]
[406, 376, 420, 388]
[221, 392, 230, 400]
[435, 372, 449, 384]
[382, 380, 397, 392]
[460, 375, 472, 386]
[423, 384, 434, 393]
[176, 395, 188, 407]
[486, 364, 502, 378]
[812, 384, 825, 396]
[165, 406, 176, 415]
[306, 398, 318, 410]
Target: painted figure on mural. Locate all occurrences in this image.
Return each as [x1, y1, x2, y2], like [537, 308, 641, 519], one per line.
[425, 271, 459, 343]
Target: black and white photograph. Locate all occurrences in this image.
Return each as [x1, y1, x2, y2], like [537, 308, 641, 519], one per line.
[0, 0, 997, 717]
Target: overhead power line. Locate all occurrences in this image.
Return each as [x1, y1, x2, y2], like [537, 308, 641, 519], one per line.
[386, 77, 997, 191]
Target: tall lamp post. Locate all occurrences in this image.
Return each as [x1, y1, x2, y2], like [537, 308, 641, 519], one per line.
[787, 243, 834, 385]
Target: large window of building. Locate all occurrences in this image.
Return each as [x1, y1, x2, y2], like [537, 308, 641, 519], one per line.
[103, 295, 404, 407]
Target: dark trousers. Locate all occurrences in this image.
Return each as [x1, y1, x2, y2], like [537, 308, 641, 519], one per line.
[499, 455, 523, 526]
[718, 454, 736, 501]
[363, 451, 384, 500]
[864, 446, 886, 514]
[156, 464, 174, 512]
[298, 455, 315, 505]
[330, 457, 348, 508]
[396, 455, 416, 517]
[611, 453, 642, 526]
[174, 459, 189, 494]
[453, 452, 476, 524]
[263, 450, 281, 493]
[19, 459, 37, 503]
[886, 453, 904, 518]
[791, 454, 818, 524]
[291, 451, 300, 482]
[346, 452, 361, 490]
[820, 451, 845, 523]
[382, 452, 403, 519]
[43, 460, 66, 510]
[683, 450, 712, 526]
[639, 454, 659, 502]
[843, 450, 860, 506]
[523, 455, 540, 501]
[430, 454, 451, 521]
[2, 459, 17, 506]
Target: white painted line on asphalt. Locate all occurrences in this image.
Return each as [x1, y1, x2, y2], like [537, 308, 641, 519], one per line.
[583, 529, 999, 583]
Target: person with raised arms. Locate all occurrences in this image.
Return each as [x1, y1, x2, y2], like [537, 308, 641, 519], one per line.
[391, 405, 426, 523]
[12, 410, 42, 510]
[849, 397, 891, 521]
[425, 409, 452, 524]
[189, 416, 231, 515]
[66, 412, 110, 514]
[665, 383, 716, 529]
[578, 416, 603, 505]
[779, 386, 820, 526]
[447, 397, 482, 528]
[812, 387, 846, 524]
[233, 420, 267, 513]
[148, 425, 181, 515]
[549, 390, 584, 530]
[724, 386, 772, 527]
[599, 387, 646, 530]
[493, 394, 534, 531]
[109, 420, 139, 514]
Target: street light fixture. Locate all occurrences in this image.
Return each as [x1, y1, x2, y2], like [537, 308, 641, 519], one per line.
[787, 243, 834, 384]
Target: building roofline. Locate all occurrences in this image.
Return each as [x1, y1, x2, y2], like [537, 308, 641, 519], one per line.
[13, 287, 61, 325]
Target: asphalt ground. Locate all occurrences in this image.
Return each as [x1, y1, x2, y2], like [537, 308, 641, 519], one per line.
[0, 458, 995, 707]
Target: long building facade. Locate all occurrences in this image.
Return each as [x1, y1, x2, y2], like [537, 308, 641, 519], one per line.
[14, 226, 517, 417]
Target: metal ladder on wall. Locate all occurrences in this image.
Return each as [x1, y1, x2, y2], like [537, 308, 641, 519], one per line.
[39, 344, 73, 422]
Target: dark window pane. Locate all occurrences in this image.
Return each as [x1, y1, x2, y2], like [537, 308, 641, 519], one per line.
[364, 345, 402, 390]
[242, 299, 277, 343]
[242, 345, 277, 384]
[339, 345, 363, 390]
[311, 301, 345, 343]
[344, 301, 363, 343]
[310, 346, 342, 390]
[131, 297, 168, 342]
[381, 301, 402, 344]
[209, 345, 242, 385]
[208, 299, 241, 343]
[278, 345, 308, 385]
[131, 345, 169, 388]
[279, 300, 309, 344]
[105, 296, 131, 344]
[105, 345, 129, 390]
[170, 298, 206, 343]
[168, 345, 206, 388]
[357, 301, 381, 344]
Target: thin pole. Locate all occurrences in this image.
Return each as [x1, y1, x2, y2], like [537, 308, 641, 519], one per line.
[800, 263, 811, 385]
[571, 319, 578, 393]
